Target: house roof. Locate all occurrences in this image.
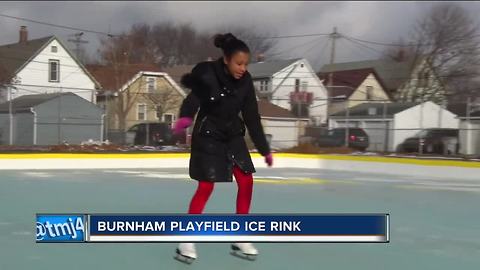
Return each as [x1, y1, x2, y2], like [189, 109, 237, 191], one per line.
[330, 102, 420, 119]
[0, 36, 54, 77]
[319, 59, 417, 92]
[248, 58, 301, 79]
[86, 64, 162, 92]
[0, 36, 101, 88]
[162, 64, 195, 86]
[257, 99, 298, 119]
[317, 68, 389, 99]
[0, 92, 76, 112]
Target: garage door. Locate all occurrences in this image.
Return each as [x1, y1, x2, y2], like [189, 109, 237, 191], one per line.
[363, 121, 388, 152]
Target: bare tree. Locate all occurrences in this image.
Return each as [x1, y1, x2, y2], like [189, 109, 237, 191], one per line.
[97, 21, 278, 68]
[144, 89, 183, 121]
[212, 25, 277, 61]
[382, 38, 416, 62]
[406, 3, 480, 103]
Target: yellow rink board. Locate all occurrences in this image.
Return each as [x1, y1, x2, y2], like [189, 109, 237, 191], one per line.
[0, 152, 478, 168]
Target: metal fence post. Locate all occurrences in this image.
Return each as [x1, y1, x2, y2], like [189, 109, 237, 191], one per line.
[418, 101, 424, 155]
[383, 100, 387, 152]
[466, 96, 471, 155]
[8, 86, 13, 145]
[146, 122, 150, 146]
[345, 101, 350, 147]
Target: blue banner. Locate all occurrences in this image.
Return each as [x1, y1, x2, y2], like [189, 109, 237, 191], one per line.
[36, 214, 86, 243]
[88, 214, 389, 243]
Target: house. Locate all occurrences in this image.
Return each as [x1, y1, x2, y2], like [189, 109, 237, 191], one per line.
[256, 100, 310, 149]
[248, 58, 328, 126]
[329, 101, 459, 152]
[447, 103, 480, 156]
[87, 64, 187, 143]
[317, 68, 391, 116]
[0, 26, 100, 104]
[319, 58, 447, 104]
[0, 92, 104, 145]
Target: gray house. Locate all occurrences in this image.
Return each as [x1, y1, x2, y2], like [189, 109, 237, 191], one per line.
[0, 92, 104, 145]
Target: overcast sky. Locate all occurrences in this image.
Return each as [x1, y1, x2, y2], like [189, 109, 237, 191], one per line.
[1, 1, 480, 70]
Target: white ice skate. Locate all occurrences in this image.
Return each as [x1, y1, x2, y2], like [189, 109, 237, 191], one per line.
[230, 242, 258, 261]
[174, 243, 197, 264]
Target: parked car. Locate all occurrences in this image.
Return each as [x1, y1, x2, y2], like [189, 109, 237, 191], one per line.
[313, 128, 369, 151]
[397, 128, 459, 154]
[126, 122, 185, 146]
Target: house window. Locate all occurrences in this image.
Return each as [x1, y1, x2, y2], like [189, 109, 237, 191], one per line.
[51, 46, 57, 53]
[155, 105, 162, 120]
[137, 104, 147, 121]
[294, 79, 300, 92]
[163, 113, 175, 124]
[260, 80, 269, 92]
[49, 59, 60, 82]
[147, 77, 156, 93]
[366, 86, 373, 100]
[301, 81, 308, 92]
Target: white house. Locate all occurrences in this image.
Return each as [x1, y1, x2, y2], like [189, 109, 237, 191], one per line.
[248, 58, 328, 126]
[329, 101, 459, 152]
[0, 26, 100, 104]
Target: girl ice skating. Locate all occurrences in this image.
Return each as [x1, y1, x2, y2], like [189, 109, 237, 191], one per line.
[172, 32, 273, 264]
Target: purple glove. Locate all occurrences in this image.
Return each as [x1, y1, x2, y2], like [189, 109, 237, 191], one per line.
[265, 153, 273, 167]
[173, 117, 193, 135]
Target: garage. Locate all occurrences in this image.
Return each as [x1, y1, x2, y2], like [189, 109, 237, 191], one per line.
[329, 101, 458, 152]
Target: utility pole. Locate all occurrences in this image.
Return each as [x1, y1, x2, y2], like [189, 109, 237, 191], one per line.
[68, 32, 89, 64]
[328, 27, 340, 86]
[327, 27, 340, 127]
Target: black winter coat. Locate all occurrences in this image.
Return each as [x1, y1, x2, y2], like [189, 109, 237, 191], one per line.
[179, 58, 271, 182]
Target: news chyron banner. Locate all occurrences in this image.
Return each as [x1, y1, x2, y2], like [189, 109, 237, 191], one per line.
[36, 214, 389, 243]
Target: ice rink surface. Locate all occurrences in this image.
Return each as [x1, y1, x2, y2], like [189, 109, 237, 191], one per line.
[1, 167, 479, 269]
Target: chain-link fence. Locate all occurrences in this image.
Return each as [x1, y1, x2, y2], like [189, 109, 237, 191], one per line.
[2, 94, 480, 157]
[287, 96, 480, 156]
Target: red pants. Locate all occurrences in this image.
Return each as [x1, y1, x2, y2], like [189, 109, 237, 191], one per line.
[188, 166, 253, 214]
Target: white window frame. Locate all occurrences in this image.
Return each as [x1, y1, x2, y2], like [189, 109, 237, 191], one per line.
[51, 46, 58, 53]
[147, 77, 156, 93]
[260, 80, 269, 92]
[48, 59, 60, 82]
[137, 103, 147, 121]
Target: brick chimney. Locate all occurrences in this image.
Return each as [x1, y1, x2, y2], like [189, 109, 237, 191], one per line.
[19, 26, 28, 44]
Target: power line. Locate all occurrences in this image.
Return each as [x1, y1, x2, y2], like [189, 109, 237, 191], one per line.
[0, 13, 117, 37]
[247, 33, 331, 40]
[343, 35, 387, 58]
[267, 36, 326, 58]
[343, 33, 480, 48]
